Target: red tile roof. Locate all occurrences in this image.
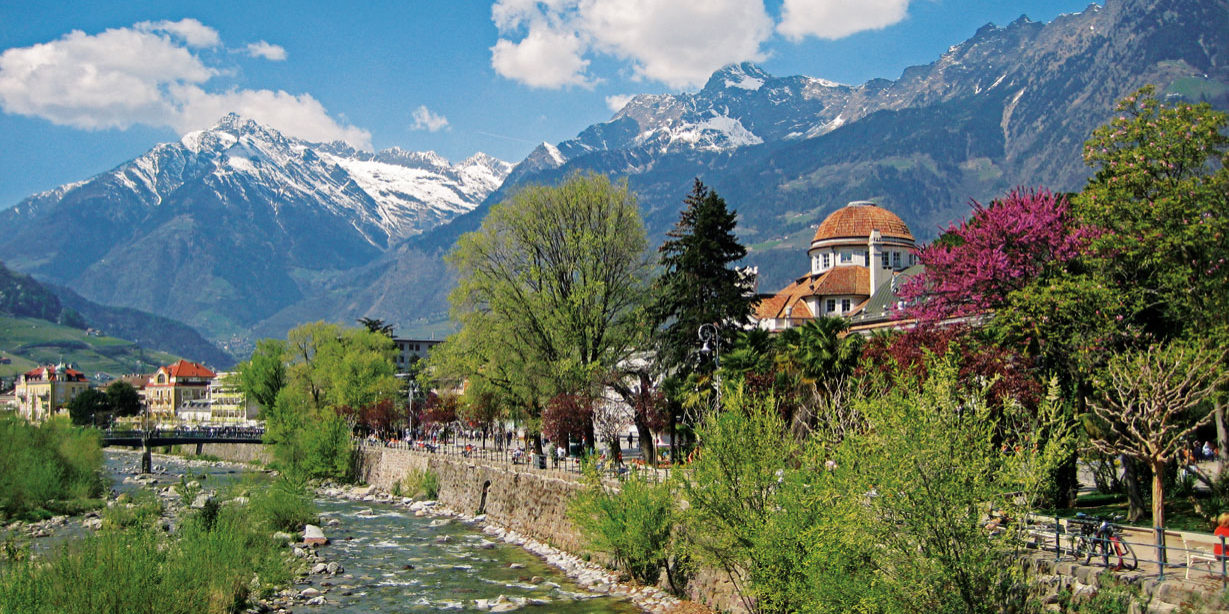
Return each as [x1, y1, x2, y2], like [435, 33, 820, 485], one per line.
[754, 266, 871, 320]
[164, 360, 215, 380]
[22, 365, 87, 381]
[813, 202, 913, 243]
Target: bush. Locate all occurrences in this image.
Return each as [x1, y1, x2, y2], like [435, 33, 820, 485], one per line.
[248, 477, 317, 533]
[0, 415, 105, 520]
[398, 469, 440, 500]
[568, 468, 676, 586]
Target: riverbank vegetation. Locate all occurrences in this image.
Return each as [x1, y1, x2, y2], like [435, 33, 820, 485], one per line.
[0, 415, 105, 521]
[425, 88, 1229, 612]
[0, 474, 309, 614]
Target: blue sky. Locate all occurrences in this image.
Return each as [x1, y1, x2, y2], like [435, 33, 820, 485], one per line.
[0, 1, 1096, 208]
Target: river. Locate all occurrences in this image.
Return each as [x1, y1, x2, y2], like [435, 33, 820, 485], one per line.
[101, 451, 641, 613]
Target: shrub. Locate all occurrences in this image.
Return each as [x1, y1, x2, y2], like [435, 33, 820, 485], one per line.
[399, 469, 440, 500]
[248, 477, 317, 533]
[0, 415, 105, 520]
[568, 468, 676, 586]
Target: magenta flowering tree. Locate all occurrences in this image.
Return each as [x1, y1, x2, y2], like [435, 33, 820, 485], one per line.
[899, 188, 1092, 323]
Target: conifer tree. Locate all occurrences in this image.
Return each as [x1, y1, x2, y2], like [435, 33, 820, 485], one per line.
[650, 179, 751, 376]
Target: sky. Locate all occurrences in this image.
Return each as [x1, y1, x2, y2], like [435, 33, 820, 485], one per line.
[0, 1, 1098, 209]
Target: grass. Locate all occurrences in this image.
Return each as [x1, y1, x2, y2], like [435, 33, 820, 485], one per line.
[0, 316, 180, 380]
[0, 495, 294, 614]
[0, 471, 311, 614]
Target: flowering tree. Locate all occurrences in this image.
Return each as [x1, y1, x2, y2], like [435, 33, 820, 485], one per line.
[542, 393, 594, 451]
[900, 188, 1091, 323]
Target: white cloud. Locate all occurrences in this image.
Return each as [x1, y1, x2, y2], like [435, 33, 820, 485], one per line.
[491, 0, 773, 90]
[135, 18, 221, 48]
[0, 22, 369, 148]
[245, 41, 287, 61]
[605, 94, 634, 112]
[491, 25, 592, 89]
[777, 0, 911, 41]
[410, 105, 449, 132]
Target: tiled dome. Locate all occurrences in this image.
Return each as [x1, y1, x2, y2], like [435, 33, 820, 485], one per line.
[812, 201, 913, 243]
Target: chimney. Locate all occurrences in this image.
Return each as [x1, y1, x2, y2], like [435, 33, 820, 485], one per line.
[868, 230, 881, 295]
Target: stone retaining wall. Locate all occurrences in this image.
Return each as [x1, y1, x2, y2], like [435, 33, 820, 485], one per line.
[193, 443, 273, 465]
[356, 446, 590, 553]
[1022, 551, 1226, 613]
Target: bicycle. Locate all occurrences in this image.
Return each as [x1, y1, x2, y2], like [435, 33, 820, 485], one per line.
[1069, 513, 1138, 570]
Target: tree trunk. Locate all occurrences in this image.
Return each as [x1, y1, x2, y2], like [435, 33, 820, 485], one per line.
[1216, 400, 1227, 467]
[1123, 456, 1148, 522]
[635, 421, 656, 468]
[1151, 458, 1168, 565]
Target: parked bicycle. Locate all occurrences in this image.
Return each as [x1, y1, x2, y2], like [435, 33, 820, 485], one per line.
[1069, 513, 1138, 570]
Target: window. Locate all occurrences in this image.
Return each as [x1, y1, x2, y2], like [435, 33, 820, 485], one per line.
[910, 253, 916, 265]
[842, 299, 851, 312]
[881, 252, 890, 268]
[826, 299, 836, 312]
[823, 253, 831, 268]
[840, 251, 852, 263]
[893, 252, 901, 268]
[863, 251, 869, 264]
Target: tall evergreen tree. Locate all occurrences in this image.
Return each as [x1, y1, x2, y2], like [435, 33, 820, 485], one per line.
[651, 179, 751, 376]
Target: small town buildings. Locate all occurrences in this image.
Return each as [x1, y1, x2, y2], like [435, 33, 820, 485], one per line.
[392, 337, 441, 373]
[145, 359, 216, 423]
[205, 371, 259, 424]
[13, 363, 90, 421]
[753, 201, 918, 332]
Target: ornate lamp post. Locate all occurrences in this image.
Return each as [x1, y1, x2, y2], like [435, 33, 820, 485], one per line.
[698, 323, 722, 411]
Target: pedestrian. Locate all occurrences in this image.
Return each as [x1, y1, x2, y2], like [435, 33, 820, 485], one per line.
[1215, 513, 1229, 561]
[1202, 441, 1215, 461]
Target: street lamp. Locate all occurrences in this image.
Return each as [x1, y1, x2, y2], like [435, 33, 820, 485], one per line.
[697, 323, 721, 410]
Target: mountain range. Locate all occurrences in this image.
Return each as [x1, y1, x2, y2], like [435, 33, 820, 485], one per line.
[0, 114, 511, 352]
[1, 0, 1226, 356]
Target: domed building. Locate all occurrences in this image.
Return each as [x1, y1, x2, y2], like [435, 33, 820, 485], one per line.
[753, 201, 917, 332]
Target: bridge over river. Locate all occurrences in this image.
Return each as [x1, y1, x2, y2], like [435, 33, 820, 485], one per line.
[101, 428, 264, 473]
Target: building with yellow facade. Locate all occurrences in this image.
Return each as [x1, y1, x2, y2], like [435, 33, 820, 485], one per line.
[14, 364, 90, 421]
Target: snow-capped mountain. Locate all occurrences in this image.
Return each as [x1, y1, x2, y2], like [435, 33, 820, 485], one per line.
[0, 115, 510, 340]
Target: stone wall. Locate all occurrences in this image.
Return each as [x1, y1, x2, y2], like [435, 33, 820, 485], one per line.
[193, 443, 273, 465]
[1022, 552, 1227, 613]
[356, 446, 589, 552]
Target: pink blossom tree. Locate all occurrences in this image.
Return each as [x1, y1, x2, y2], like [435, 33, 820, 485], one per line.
[900, 188, 1092, 323]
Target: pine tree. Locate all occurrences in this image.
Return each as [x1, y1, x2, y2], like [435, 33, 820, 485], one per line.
[650, 179, 750, 376]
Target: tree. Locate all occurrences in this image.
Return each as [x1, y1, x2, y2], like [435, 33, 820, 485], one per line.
[238, 339, 287, 412]
[1075, 86, 1229, 339]
[105, 380, 141, 417]
[773, 317, 863, 440]
[1087, 342, 1228, 537]
[66, 388, 111, 426]
[650, 179, 751, 374]
[357, 317, 395, 337]
[439, 172, 650, 453]
[899, 187, 1090, 323]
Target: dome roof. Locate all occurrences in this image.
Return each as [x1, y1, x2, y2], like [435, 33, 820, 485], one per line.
[812, 201, 913, 244]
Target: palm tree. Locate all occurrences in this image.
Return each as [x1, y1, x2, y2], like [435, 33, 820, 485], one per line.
[775, 318, 863, 439]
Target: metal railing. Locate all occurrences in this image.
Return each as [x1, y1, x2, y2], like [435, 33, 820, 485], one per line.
[1024, 513, 1229, 582]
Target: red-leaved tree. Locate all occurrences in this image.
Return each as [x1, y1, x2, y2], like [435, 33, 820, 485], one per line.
[900, 188, 1092, 323]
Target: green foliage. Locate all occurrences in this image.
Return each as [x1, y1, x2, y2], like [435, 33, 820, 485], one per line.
[0, 415, 105, 520]
[104, 380, 141, 417]
[568, 468, 677, 586]
[681, 358, 1073, 614]
[253, 322, 400, 481]
[0, 489, 294, 614]
[1075, 85, 1229, 341]
[436, 172, 650, 441]
[397, 469, 440, 500]
[0, 261, 63, 322]
[237, 338, 287, 412]
[66, 388, 111, 426]
[650, 179, 751, 376]
[248, 477, 317, 533]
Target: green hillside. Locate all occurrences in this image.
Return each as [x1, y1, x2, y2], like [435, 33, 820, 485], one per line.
[0, 316, 179, 383]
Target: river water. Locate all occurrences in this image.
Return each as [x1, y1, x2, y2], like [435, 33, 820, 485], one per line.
[103, 451, 640, 613]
